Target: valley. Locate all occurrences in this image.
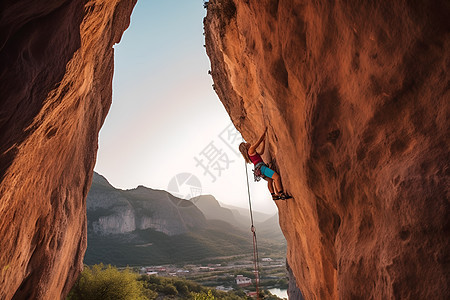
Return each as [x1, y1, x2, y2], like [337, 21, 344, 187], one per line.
[84, 172, 288, 295]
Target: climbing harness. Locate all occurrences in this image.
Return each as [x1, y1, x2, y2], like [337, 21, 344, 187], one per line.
[245, 160, 261, 299]
[252, 162, 266, 182]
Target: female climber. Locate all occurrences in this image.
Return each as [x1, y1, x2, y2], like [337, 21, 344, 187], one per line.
[239, 128, 292, 200]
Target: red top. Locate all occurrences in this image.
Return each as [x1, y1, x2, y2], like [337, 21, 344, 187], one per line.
[249, 152, 263, 165]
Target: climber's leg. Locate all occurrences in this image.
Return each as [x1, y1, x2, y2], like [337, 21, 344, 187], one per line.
[265, 177, 275, 194]
[271, 172, 283, 193]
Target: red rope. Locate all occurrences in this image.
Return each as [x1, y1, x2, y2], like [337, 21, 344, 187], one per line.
[245, 161, 261, 299]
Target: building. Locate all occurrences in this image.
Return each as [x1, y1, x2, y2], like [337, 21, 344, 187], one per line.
[177, 269, 189, 273]
[146, 271, 158, 276]
[216, 285, 233, 292]
[235, 275, 252, 287]
[247, 291, 258, 297]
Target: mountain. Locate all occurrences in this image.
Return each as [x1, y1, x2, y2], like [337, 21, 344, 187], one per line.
[87, 173, 206, 236]
[255, 214, 285, 243]
[191, 195, 245, 227]
[192, 195, 285, 243]
[220, 203, 273, 224]
[85, 172, 284, 266]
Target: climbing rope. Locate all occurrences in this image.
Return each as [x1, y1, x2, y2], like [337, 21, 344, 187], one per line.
[244, 160, 261, 299]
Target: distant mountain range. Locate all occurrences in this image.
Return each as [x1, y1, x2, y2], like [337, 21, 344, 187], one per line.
[192, 195, 285, 242]
[84, 172, 286, 266]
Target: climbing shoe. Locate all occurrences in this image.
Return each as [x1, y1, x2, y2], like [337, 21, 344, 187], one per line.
[273, 190, 292, 200]
[279, 193, 292, 200]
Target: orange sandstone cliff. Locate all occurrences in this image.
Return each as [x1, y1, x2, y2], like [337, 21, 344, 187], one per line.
[0, 0, 136, 298]
[205, 0, 449, 299]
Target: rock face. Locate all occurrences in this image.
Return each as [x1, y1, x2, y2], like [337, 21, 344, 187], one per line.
[88, 172, 207, 236]
[0, 0, 136, 299]
[205, 0, 449, 299]
[287, 261, 304, 300]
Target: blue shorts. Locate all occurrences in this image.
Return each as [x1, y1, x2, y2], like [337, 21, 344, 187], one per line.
[260, 165, 275, 178]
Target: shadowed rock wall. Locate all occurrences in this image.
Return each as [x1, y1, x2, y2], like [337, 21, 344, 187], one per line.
[0, 0, 136, 298]
[205, 0, 449, 299]
[287, 260, 304, 300]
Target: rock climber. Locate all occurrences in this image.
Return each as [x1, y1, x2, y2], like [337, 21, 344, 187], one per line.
[239, 127, 292, 200]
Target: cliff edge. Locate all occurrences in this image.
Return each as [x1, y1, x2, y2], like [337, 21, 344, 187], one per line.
[0, 0, 136, 299]
[205, 0, 449, 299]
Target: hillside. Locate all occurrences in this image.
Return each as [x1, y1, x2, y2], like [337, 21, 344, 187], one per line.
[193, 195, 285, 243]
[87, 173, 206, 236]
[85, 173, 284, 266]
[221, 203, 272, 224]
[191, 195, 242, 226]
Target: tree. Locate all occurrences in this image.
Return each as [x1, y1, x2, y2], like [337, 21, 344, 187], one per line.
[174, 280, 189, 295]
[191, 289, 216, 300]
[67, 264, 147, 300]
[160, 283, 178, 296]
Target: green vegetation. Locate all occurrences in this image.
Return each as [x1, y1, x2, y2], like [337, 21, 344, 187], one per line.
[67, 264, 147, 300]
[85, 224, 285, 267]
[85, 226, 253, 266]
[138, 275, 246, 299]
[184, 265, 288, 292]
[68, 264, 284, 300]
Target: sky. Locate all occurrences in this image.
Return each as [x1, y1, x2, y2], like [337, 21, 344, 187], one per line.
[94, 0, 278, 214]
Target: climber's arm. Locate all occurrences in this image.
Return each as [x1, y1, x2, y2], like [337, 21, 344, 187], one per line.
[249, 128, 267, 155]
[258, 138, 266, 155]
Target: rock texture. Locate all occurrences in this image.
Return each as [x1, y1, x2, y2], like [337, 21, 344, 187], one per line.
[287, 261, 304, 300]
[205, 0, 449, 299]
[0, 0, 136, 299]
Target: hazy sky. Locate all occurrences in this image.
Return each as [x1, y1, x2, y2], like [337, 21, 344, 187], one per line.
[94, 0, 278, 214]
